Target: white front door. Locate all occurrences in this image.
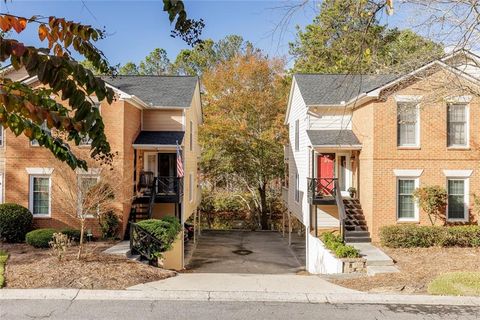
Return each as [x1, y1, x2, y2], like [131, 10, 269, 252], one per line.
[335, 153, 352, 196]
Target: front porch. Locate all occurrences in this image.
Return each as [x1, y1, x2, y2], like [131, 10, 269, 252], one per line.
[306, 146, 371, 243]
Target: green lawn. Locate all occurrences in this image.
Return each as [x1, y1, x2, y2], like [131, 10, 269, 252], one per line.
[428, 272, 480, 296]
[0, 249, 8, 288]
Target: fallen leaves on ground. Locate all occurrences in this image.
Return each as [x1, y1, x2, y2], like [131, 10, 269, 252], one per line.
[0, 242, 175, 289]
[331, 246, 480, 294]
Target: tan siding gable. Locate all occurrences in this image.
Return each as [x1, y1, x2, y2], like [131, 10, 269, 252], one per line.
[142, 110, 183, 131]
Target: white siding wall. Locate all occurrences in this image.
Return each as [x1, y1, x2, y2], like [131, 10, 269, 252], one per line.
[308, 108, 352, 130]
[287, 81, 311, 226]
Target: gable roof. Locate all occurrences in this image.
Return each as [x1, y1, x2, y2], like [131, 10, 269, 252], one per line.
[294, 74, 397, 106]
[102, 75, 198, 108]
[307, 130, 361, 148]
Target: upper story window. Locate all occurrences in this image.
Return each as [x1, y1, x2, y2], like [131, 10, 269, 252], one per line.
[31, 122, 51, 147]
[397, 102, 419, 147]
[294, 119, 299, 151]
[189, 120, 193, 151]
[447, 103, 468, 147]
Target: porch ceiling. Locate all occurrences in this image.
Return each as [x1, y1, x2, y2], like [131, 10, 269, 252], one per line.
[307, 130, 361, 150]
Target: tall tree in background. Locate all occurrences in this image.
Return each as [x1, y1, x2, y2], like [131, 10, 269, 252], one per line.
[201, 52, 288, 229]
[172, 35, 255, 75]
[289, 0, 443, 74]
[0, 1, 203, 169]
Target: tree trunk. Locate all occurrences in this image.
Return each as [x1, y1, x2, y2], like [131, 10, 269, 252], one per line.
[258, 184, 269, 230]
[77, 219, 85, 260]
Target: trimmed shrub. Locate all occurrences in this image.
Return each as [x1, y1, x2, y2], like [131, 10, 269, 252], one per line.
[137, 216, 182, 253]
[26, 229, 56, 248]
[334, 245, 361, 258]
[98, 211, 120, 239]
[0, 204, 33, 243]
[320, 232, 360, 258]
[60, 228, 81, 242]
[380, 225, 480, 248]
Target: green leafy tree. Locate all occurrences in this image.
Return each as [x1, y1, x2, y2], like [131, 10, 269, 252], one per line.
[119, 62, 139, 75]
[172, 35, 255, 75]
[79, 59, 102, 75]
[0, 1, 203, 170]
[201, 51, 288, 229]
[138, 48, 172, 75]
[289, 0, 443, 74]
[413, 186, 447, 226]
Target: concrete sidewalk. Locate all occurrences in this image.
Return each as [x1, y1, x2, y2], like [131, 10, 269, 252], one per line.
[1, 287, 480, 306]
[127, 273, 354, 293]
[1, 273, 479, 306]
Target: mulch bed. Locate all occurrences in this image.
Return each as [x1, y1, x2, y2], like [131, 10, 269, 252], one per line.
[0, 242, 176, 289]
[331, 246, 480, 294]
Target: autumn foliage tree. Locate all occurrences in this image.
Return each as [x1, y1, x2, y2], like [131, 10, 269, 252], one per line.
[201, 52, 288, 229]
[0, 1, 202, 170]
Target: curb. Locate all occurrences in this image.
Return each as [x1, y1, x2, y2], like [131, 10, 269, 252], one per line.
[0, 289, 479, 306]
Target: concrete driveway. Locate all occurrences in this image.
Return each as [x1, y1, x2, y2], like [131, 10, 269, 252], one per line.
[185, 230, 304, 274]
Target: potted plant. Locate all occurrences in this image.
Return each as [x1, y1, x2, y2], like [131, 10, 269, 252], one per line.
[347, 187, 357, 198]
[153, 252, 165, 268]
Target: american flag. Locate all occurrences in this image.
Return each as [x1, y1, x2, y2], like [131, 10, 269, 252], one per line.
[176, 142, 184, 177]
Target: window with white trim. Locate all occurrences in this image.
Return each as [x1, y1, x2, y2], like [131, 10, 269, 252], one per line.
[189, 173, 193, 202]
[447, 103, 468, 147]
[294, 172, 299, 202]
[31, 122, 51, 146]
[294, 119, 299, 151]
[0, 125, 4, 147]
[29, 175, 51, 216]
[189, 120, 193, 151]
[447, 178, 468, 220]
[79, 102, 100, 146]
[397, 102, 419, 147]
[397, 178, 418, 220]
[78, 174, 100, 217]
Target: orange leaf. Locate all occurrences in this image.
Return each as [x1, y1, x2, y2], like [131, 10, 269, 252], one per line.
[38, 24, 48, 41]
[0, 16, 12, 32]
[17, 17, 27, 32]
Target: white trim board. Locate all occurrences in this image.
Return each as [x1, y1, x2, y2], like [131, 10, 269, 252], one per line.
[25, 167, 54, 175]
[393, 169, 423, 177]
[443, 170, 473, 177]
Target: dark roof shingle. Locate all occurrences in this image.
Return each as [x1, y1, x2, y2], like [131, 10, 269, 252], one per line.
[307, 130, 361, 147]
[294, 74, 398, 106]
[133, 131, 184, 146]
[102, 75, 198, 108]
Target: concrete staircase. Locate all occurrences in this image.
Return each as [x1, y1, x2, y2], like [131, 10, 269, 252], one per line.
[103, 241, 142, 262]
[343, 199, 371, 243]
[348, 243, 399, 275]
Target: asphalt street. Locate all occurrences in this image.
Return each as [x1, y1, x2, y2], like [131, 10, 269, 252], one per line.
[0, 300, 479, 320]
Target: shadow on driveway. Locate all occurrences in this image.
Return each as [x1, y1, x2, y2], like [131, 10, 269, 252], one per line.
[185, 230, 305, 274]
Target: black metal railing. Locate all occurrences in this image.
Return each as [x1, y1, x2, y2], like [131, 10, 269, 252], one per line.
[307, 177, 337, 201]
[333, 179, 347, 242]
[309, 178, 346, 240]
[156, 176, 184, 197]
[130, 222, 165, 262]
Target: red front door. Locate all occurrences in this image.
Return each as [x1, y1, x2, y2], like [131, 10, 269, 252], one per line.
[317, 153, 335, 195]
